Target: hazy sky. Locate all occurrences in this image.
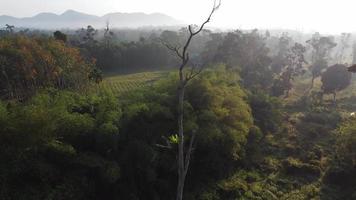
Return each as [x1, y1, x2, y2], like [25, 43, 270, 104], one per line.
[1, 0, 356, 34]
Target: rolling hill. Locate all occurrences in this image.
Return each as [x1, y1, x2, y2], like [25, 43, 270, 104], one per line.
[0, 10, 183, 29]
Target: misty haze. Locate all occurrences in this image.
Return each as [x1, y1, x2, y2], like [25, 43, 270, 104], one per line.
[0, 0, 356, 200]
[0, 10, 183, 29]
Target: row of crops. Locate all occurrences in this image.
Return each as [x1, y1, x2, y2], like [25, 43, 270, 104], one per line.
[94, 71, 168, 95]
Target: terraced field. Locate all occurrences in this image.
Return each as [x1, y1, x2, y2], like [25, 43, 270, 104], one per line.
[95, 71, 169, 95]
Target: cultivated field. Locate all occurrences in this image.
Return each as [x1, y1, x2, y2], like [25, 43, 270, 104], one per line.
[95, 71, 169, 95]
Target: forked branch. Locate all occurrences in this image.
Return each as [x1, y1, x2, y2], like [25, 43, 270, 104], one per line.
[161, 0, 221, 83]
[180, 0, 221, 73]
[161, 1, 221, 200]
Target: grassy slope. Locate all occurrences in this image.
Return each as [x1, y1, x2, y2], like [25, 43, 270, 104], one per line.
[285, 74, 356, 109]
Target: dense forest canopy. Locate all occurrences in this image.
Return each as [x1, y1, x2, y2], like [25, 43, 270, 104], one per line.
[1, 3, 356, 199]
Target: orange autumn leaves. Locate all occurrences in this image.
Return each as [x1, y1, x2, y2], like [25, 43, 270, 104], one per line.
[0, 36, 95, 99]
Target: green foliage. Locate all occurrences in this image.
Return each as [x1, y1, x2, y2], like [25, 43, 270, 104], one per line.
[244, 92, 283, 169]
[336, 118, 356, 165]
[0, 101, 8, 130]
[0, 90, 121, 200]
[296, 109, 341, 149]
[187, 67, 253, 161]
[307, 33, 337, 80]
[0, 67, 256, 199]
[4, 25, 356, 200]
[249, 91, 282, 134]
[208, 30, 274, 90]
[321, 64, 352, 97]
[324, 117, 356, 189]
[283, 157, 320, 176]
[75, 28, 179, 73]
[280, 183, 320, 200]
[116, 67, 253, 199]
[3, 65, 348, 199]
[272, 42, 307, 97]
[169, 134, 179, 144]
[53, 30, 67, 43]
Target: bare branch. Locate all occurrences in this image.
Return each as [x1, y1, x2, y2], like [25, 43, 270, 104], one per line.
[190, 0, 221, 36]
[184, 63, 204, 82]
[155, 144, 173, 149]
[188, 25, 194, 35]
[186, 68, 203, 82]
[159, 38, 183, 59]
[162, 1, 221, 199]
[178, 0, 221, 79]
[163, 0, 220, 86]
[155, 136, 173, 150]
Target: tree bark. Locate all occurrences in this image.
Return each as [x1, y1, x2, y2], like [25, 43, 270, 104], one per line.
[333, 92, 336, 105]
[160, 2, 221, 199]
[176, 85, 185, 200]
[285, 89, 290, 98]
[285, 71, 292, 98]
[311, 75, 315, 89]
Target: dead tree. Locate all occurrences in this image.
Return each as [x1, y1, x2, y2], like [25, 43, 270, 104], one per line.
[104, 20, 114, 47]
[162, 1, 221, 200]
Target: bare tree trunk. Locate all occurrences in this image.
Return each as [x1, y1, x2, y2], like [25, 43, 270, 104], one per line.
[333, 92, 336, 105]
[285, 89, 290, 98]
[176, 85, 185, 200]
[305, 74, 316, 96]
[160, 2, 221, 200]
[285, 72, 292, 98]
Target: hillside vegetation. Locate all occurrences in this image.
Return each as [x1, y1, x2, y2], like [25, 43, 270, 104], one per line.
[1, 26, 356, 200]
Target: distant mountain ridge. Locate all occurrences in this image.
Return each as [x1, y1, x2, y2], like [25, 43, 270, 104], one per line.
[0, 10, 184, 29]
